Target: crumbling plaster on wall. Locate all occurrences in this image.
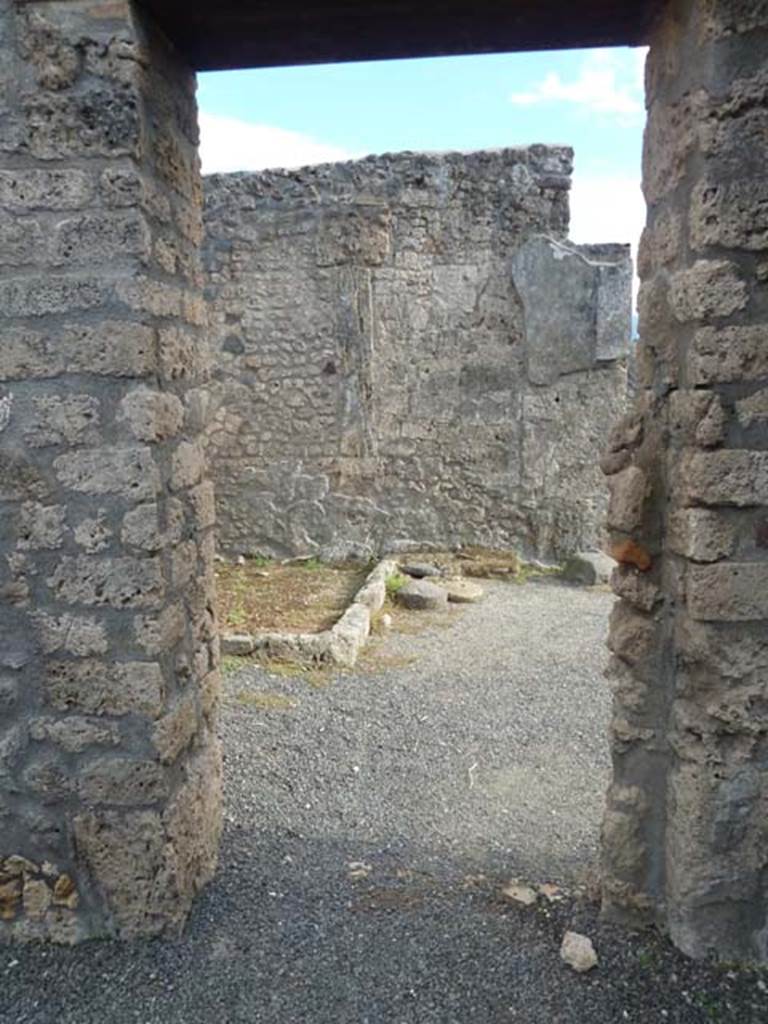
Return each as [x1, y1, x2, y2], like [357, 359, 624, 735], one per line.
[202, 149, 632, 563]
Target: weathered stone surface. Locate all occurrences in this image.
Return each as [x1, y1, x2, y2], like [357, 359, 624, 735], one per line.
[560, 931, 598, 972]
[434, 578, 484, 603]
[401, 562, 442, 579]
[602, 0, 768, 966]
[669, 260, 748, 321]
[511, 235, 631, 382]
[396, 578, 449, 610]
[54, 447, 160, 500]
[118, 387, 185, 442]
[0, 0, 219, 945]
[736, 387, 768, 428]
[563, 551, 616, 586]
[219, 634, 254, 656]
[45, 660, 165, 717]
[689, 325, 768, 385]
[79, 758, 168, 806]
[152, 694, 198, 764]
[610, 567, 660, 612]
[203, 150, 630, 563]
[667, 508, 736, 562]
[607, 466, 648, 533]
[680, 450, 768, 507]
[687, 563, 768, 621]
[47, 556, 165, 608]
[29, 716, 120, 754]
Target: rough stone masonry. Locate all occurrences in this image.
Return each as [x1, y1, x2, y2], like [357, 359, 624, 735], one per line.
[202, 150, 632, 562]
[0, 0, 221, 941]
[600, 0, 768, 962]
[0, 0, 766, 968]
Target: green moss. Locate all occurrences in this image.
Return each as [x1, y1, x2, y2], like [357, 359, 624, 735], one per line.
[385, 571, 408, 596]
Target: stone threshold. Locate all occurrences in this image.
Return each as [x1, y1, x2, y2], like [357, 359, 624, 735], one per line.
[220, 558, 398, 668]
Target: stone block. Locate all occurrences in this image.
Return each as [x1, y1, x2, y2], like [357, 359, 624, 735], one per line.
[607, 601, 657, 667]
[80, 758, 167, 806]
[668, 391, 726, 449]
[188, 481, 216, 531]
[29, 716, 120, 754]
[32, 612, 109, 656]
[688, 325, 768, 385]
[52, 212, 151, 267]
[118, 386, 185, 442]
[46, 555, 164, 609]
[680, 450, 768, 507]
[170, 441, 204, 491]
[668, 508, 737, 562]
[134, 604, 187, 655]
[0, 169, 93, 210]
[170, 541, 198, 589]
[0, 211, 45, 266]
[0, 275, 109, 319]
[23, 395, 100, 448]
[220, 634, 254, 656]
[17, 503, 67, 550]
[736, 387, 768, 428]
[22, 84, 141, 161]
[54, 446, 160, 500]
[73, 809, 176, 937]
[73, 513, 112, 553]
[610, 566, 661, 612]
[396, 578, 448, 610]
[45, 659, 165, 717]
[607, 466, 648, 532]
[152, 693, 198, 765]
[563, 551, 616, 586]
[669, 260, 748, 321]
[121, 503, 164, 551]
[690, 180, 768, 251]
[687, 563, 768, 621]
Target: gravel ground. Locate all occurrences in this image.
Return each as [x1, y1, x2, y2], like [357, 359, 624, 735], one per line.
[3, 581, 767, 1023]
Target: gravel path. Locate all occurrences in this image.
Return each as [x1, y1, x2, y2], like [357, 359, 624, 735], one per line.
[3, 581, 767, 1023]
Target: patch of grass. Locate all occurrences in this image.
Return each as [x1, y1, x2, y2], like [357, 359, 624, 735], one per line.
[232, 690, 298, 711]
[249, 554, 272, 567]
[385, 571, 408, 597]
[225, 606, 247, 628]
[255, 657, 335, 689]
[298, 556, 323, 570]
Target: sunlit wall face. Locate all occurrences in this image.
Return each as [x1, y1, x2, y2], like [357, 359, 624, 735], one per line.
[198, 46, 646, 321]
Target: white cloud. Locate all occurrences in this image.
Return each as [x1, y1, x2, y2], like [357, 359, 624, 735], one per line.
[510, 48, 646, 116]
[568, 174, 645, 305]
[198, 111, 354, 174]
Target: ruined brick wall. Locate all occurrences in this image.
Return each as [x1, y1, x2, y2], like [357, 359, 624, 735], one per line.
[0, 0, 221, 941]
[203, 150, 631, 562]
[601, 0, 768, 962]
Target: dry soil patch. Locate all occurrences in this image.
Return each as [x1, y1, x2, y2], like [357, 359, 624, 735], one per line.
[215, 560, 369, 634]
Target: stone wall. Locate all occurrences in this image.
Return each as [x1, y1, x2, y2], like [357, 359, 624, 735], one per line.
[0, 0, 221, 941]
[601, 0, 768, 962]
[202, 150, 632, 562]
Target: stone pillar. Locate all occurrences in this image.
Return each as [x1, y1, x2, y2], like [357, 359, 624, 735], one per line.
[0, 0, 221, 941]
[602, 0, 768, 961]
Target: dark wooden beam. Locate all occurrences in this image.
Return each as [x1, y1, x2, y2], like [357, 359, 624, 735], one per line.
[135, 0, 663, 72]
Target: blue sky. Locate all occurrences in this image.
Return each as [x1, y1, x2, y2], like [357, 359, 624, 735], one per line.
[198, 47, 646, 294]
